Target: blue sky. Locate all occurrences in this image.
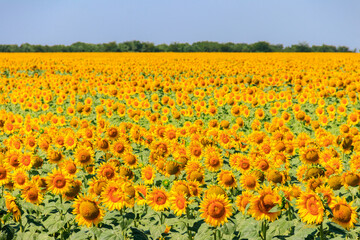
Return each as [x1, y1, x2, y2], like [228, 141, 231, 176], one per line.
[1, 0, 359, 49]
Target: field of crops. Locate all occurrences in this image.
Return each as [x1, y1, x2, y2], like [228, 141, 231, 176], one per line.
[1, 53, 360, 239]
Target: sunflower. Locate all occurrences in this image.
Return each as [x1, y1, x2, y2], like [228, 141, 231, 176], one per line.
[171, 180, 191, 197]
[189, 141, 203, 160]
[6, 150, 21, 169]
[96, 138, 110, 152]
[169, 190, 188, 216]
[240, 172, 260, 191]
[64, 133, 77, 150]
[73, 195, 104, 228]
[13, 168, 28, 189]
[88, 177, 108, 197]
[122, 152, 138, 169]
[60, 159, 78, 176]
[218, 170, 237, 189]
[96, 162, 117, 180]
[200, 194, 232, 227]
[297, 192, 324, 225]
[147, 187, 170, 211]
[0, 163, 11, 186]
[330, 196, 357, 229]
[5, 192, 21, 222]
[47, 169, 71, 195]
[236, 191, 253, 214]
[111, 139, 130, 158]
[229, 153, 251, 173]
[300, 145, 320, 164]
[101, 180, 126, 210]
[74, 146, 94, 167]
[47, 148, 64, 164]
[21, 183, 43, 205]
[63, 179, 82, 201]
[341, 171, 360, 189]
[135, 184, 148, 205]
[204, 148, 223, 172]
[141, 165, 156, 185]
[249, 186, 281, 222]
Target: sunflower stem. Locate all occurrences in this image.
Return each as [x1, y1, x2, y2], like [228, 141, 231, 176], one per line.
[319, 221, 325, 240]
[213, 228, 217, 240]
[261, 220, 267, 240]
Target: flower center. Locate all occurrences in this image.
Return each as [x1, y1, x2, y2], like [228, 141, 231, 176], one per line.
[208, 201, 225, 218]
[333, 204, 352, 223]
[79, 201, 100, 220]
[53, 175, 66, 188]
[155, 192, 167, 205]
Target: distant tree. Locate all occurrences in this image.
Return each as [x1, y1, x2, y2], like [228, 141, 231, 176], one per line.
[155, 44, 169, 52]
[141, 42, 156, 52]
[103, 41, 118, 52]
[337, 46, 351, 52]
[251, 41, 273, 52]
[292, 42, 312, 52]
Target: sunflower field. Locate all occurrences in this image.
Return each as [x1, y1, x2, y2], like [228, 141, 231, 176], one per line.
[1, 53, 360, 240]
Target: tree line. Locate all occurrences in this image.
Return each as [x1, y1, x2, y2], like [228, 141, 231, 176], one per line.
[0, 41, 356, 52]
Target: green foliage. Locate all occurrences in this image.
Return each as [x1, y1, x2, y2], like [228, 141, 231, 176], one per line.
[0, 41, 355, 52]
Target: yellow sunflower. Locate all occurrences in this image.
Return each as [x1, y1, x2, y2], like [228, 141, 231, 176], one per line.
[249, 185, 281, 222]
[330, 196, 357, 229]
[297, 192, 324, 225]
[200, 194, 233, 227]
[47, 169, 71, 195]
[236, 191, 253, 214]
[218, 170, 237, 189]
[204, 147, 223, 172]
[300, 145, 320, 164]
[141, 165, 156, 185]
[74, 146, 94, 167]
[5, 192, 21, 222]
[240, 172, 260, 191]
[169, 190, 188, 216]
[21, 183, 43, 205]
[96, 162, 117, 180]
[135, 184, 148, 205]
[101, 180, 126, 210]
[88, 177, 108, 198]
[147, 187, 170, 212]
[0, 163, 11, 186]
[73, 195, 104, 227]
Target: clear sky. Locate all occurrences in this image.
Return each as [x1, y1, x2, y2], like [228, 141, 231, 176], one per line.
[1, 0, 359, 50]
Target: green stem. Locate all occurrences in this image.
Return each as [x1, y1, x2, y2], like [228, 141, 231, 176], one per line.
[133, 206, 138, 227]
[213, 228, 217, 240]
[320, 222, 325, 240]
[261, 220, 267, 240]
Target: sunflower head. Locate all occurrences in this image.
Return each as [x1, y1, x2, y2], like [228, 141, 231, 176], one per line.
[73, 195, 104, 227]
[200, 194, 233, 227]
[330, 197, 357, 229]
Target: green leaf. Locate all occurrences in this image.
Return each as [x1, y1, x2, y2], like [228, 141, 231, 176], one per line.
[69, 230, 92, 240]
[149, 224, 165, 240]
[99, 230, 124, 240]
[130, 227, 148, 240]
[220, 220, 235, 235]
[288, 223, 316, 240]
